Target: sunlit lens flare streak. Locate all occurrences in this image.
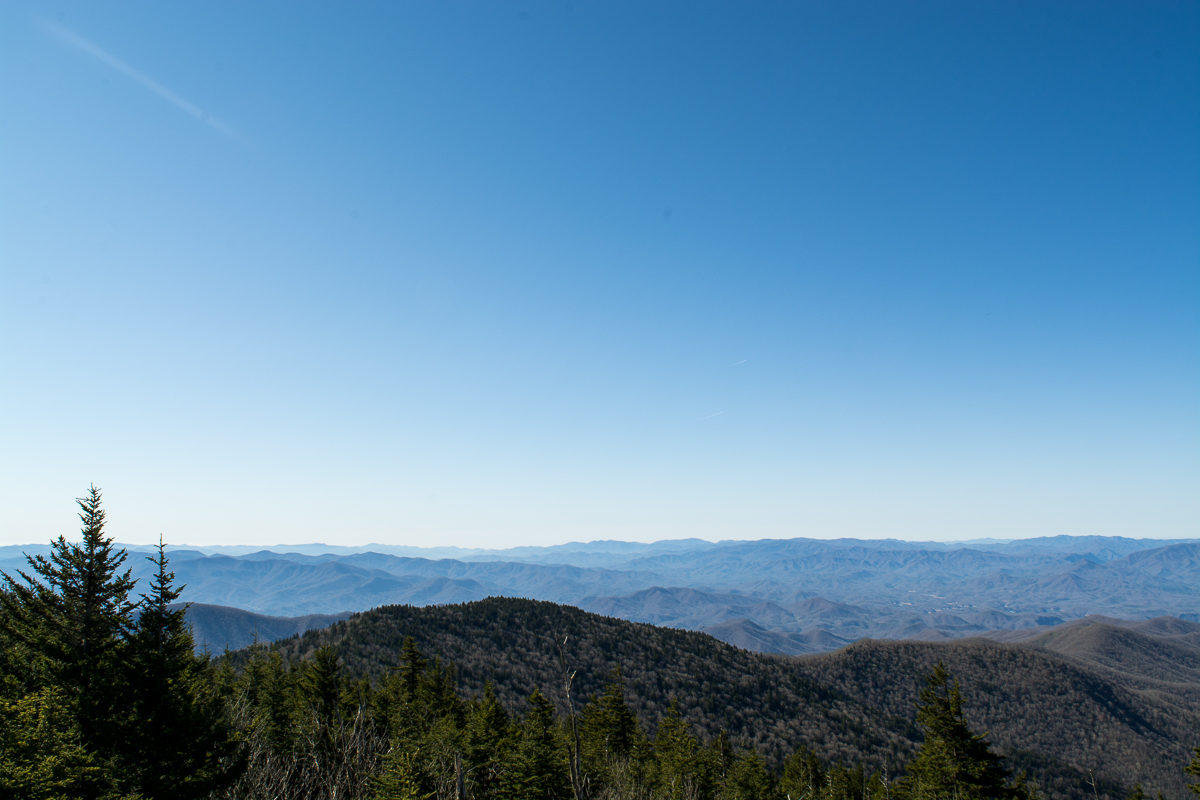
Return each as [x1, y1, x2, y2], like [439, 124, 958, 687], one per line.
[39, 19, 244, 142]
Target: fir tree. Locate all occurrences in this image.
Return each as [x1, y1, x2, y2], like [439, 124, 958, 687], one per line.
[0, 485, 136, 797]
[504, 689, 571, 800]
[653, 698, 712, 800]
[1186, 747, 1200, 798]
[721, 750, 773, 800]
[120, 538, 244, 798]
[895, 662, 1032, 800]
[307, 645, 345, 728]
[0, 487, 136, 700]
[373, 743, 434, 800]
[465, 682, 513, 799]
[399, 636, 427, 703]
[0, 686, 99, 800]
[580, 666, 642, 762]
[781, 745, 825, 800]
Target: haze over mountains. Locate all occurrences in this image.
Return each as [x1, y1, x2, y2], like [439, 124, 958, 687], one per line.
[4, 535, 1194, 655]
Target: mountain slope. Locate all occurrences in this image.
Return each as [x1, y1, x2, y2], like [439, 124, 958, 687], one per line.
[235, 597, 1197, 799]
[1024, 621, 1200, 686]
[181, 603, 354, 652]
[166, 556, 491, 615]
[245, 598, 901, 769]
[800, 636, 1198, 799]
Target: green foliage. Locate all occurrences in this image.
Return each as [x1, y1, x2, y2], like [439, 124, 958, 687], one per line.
[779, 746, 887, 800]
[651, 698, 715, 800]
[781, 745, 825, 800]
[0, 486, 137, 758]
[373, 743, 433, 800]
[581, 667, 644, 762]
[720, 750, 773, 800]
[119, 538, 244, 798]
[0, 686, 98, 800]
[508, 689, 572, 800]
[895, 662, 1035, 800]
[580, 666, 648, 794]
[0, 489, 242, 799]
[1187, 748, 1200, 798]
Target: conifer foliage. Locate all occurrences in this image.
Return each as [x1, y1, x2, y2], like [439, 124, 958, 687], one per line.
[0, 487, 242, 799]
[1, 486, 137, 753]
[894, 662, 1036, 800]
[123, 538, 244, 798]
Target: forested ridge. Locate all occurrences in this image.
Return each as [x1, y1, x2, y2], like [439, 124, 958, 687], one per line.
[262, 598, 1199, 799]
[3, 490, 1199, 800]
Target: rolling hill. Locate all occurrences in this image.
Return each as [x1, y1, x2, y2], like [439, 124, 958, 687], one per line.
[230, 597, 1200, 800]
[179, 603, 355, 653]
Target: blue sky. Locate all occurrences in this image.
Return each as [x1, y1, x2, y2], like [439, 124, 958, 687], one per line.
[1, 1, 1196, 547]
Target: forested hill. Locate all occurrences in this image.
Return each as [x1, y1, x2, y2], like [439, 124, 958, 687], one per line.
[243, 597, 1199, 800]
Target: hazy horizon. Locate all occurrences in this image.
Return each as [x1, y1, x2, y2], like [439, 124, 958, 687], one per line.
[3, 2, 1197, 548]
[4, 531, 1199, 553]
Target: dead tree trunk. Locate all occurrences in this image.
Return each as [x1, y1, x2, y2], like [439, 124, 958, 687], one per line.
[556, 632, 588, 800]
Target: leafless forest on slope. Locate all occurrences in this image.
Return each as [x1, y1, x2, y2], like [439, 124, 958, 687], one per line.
[248, 597, 1200, 799]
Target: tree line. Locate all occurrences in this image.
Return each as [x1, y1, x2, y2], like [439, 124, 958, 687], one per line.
[3, 488, 1199, 800]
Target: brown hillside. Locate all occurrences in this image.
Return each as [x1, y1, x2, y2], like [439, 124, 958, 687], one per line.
[1026, 622, 1200, 689]
[795, 637, 1198, 799]
[248, 598, 1197, 800]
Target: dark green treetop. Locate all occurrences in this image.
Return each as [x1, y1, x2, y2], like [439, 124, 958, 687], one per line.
[119, 537, 245, 799]
[1186, 747, 1200, 798]
[0, 485, 137, 690]
[895, 662, 1036, 800]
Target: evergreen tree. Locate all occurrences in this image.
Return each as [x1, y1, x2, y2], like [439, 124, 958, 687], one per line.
[0, 686, 98, 800]
[895, 662, 1031, 800]
[781, 745, 825, 800]
[120, 538, 244, 798]
[503, 689, 571, 800]
[580, 666, 642, 762]
[465, 682, 513, 799]
[306, 645, 346, 731]
[238, 642, 298, 753]
[369, 640, 468, 800]
[721, 750, 773, 800]
[399, 636, 427, 703]
[373, 743, 433, 800]
[1186, 747, 1200, 798]
[0, 487, 136, 723]
[376, 637, 430, 736]
[0, 486, 136, 797]
[578, 665, 648, 795]
[652, 698, 713, 800]
[825, 762, 851, 800]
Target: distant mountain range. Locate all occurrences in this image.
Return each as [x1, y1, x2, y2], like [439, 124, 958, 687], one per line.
[3, 535, 1196, 653]
[178, 604, 354, 654]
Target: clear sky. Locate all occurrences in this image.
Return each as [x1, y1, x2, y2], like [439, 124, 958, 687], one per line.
[1, 1, 1196, 548]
